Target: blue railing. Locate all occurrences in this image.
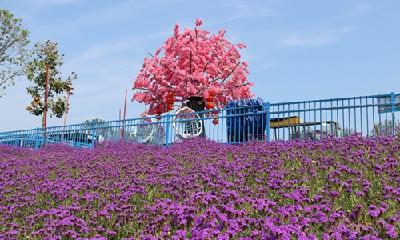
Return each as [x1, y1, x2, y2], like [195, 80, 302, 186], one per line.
[269, 92, 399, 141]
[0, 92, 399, 148]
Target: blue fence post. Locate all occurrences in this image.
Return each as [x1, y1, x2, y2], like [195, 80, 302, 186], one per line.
[35, 128, 39, 149]
[165, 114, 171, 146]
[391, 92, 396, 135]
[123, 120, 128, 143]
[43, 127, 47, 147]
[92, 125, 96, 148]
[265, 102, 271, 142]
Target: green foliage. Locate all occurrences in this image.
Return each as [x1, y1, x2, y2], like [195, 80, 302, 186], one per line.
[82, 118, 109, 136]
[82, 118, 106, 127]
[25, 40, 76, 122]
[0, 9, 29, 97]
[371, 120, 400, 136]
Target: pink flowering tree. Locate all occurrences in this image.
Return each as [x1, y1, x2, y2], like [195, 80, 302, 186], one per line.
[132, 19, 254, 115]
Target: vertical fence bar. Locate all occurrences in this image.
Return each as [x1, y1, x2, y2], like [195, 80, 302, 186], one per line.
[265, 102, 270, 142]
[277, 104, 280, 141]
[353, 98, 357, 133]
[391, 92, 396, 135]
[366, 97, 369, 137]
[378, 98, 382, 134]
[287, 104, 290, 140]
[92, 124, 96, 148]
[360, 97, 363, 136]
[313, 101, 317, 137]
[336, 100, 339, 137]
[341, 100, 345, 137]
[319, 101, 323, 138]
[165, 114, 171, 146]
[282, 103, 285, 140]
[304, 102, 311, 139]
[330, 101, 333, 135]
[372, 97, 376, 136]
[297, 102, 300, 140]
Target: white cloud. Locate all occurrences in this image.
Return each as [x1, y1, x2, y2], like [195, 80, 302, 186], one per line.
[345, 2, 372, 17]
[67, 27, 170, 64]
[73, 41, 136, 63]
[30, 0, 82, 4]
[260, 62, 278, 70]
[210, 0, 278, 24]
[281, 35, 337, 47]
[228, 0, 278, 21]
[280, 27, 356, 47]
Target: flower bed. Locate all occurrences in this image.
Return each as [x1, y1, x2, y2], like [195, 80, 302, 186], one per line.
[0, 136, 399, 239]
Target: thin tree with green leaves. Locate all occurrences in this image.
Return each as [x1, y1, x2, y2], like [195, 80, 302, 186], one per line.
[26, 40, 76, 128]
[0, 9, 29, 97]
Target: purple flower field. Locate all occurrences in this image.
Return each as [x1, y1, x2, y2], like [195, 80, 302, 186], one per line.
[1, 136, 399, 239]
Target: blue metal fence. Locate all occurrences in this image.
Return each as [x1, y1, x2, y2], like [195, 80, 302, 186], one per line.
[0, 92, 399, 148]
[269, 92, 399, 141]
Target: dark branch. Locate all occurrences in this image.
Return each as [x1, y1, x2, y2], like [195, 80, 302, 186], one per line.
[133, 87, 150, 91]
[189, 51, 192, 75]
[220, 62, 241, 83]
[211, 77, 221, 83]
[233, 83, 249, 88]
[202, 62, 209, 75]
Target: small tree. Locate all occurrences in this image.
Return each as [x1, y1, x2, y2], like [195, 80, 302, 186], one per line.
[371, 120, 400, 136]
[82, 118, 106, 127]
[82, 118, 109, 137]
[0, 9, 29, 97]
[341, 127, 355, 137]
[26, 40, 76, 128]
[132, 19, 253, 115]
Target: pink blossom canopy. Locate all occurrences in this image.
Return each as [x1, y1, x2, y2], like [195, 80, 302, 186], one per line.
[132, 19, 254, 114]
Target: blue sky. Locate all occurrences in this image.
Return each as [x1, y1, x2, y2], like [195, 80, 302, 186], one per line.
[1, 0, 399, 131]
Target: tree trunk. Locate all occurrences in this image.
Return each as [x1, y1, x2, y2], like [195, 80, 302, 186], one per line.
[186, 96, 206, 137]
[186, 96, 205, 112]
[42, 64, 49, 129]
[42, 64, 50, 145]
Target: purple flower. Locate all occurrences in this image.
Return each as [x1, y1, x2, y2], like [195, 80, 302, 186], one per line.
[329, 190, 340, 198]
[368, 205, 381, 218]
[0, 136, 399, 238]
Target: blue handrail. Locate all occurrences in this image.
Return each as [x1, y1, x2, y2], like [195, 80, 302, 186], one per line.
[0, 92, 399, 148]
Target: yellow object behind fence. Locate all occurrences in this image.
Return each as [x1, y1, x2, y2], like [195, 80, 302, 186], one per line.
[270, 116, 302, 128]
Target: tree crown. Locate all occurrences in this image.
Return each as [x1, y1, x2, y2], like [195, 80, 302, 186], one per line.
[0, 9, 29, 97]
[133, 19, 253, 115]
[26, 40, 75, 118]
